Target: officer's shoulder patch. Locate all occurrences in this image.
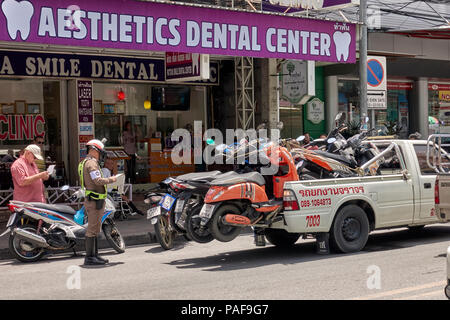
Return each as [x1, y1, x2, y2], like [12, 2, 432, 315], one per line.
[89, 170, 101, 180]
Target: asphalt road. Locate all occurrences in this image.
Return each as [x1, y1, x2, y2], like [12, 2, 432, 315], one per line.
[0, 224, 449, 300]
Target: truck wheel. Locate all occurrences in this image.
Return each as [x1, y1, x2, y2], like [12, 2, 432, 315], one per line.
[265, 229, 300, 247]
[330, 205, 369, 253]
[445, 285, 450, 299]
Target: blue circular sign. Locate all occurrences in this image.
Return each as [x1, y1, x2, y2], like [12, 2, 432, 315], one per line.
[367, 59, 384, 88]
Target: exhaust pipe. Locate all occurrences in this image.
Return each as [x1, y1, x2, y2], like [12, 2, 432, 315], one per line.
[14, 228, 49, 248]
[222, 214, 252, 227]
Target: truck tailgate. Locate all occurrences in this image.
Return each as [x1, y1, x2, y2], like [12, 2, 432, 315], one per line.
[437, 173, 450, 221]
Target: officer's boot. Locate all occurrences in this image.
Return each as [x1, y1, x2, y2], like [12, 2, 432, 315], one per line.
[94, 237, 109, 264]
[84, 237, 106, 265]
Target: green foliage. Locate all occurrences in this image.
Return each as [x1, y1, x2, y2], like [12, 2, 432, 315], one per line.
[383, 120, 402, 136]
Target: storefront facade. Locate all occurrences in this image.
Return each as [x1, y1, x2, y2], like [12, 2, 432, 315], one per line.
[0, 0, 358, 189]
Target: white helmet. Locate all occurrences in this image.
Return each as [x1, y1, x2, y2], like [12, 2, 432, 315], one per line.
[86, 139, 105, 153]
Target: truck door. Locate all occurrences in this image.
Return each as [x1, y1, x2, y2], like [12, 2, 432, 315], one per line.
[412, 144, 438, 222]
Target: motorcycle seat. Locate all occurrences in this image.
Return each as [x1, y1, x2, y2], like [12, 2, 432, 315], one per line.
[177, 170, 222, 182]
[210, 172, 266, 186]
[313, 150, 355, 167]
[28, 203, 77, 216]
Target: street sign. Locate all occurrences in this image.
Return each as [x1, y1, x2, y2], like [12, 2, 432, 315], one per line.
[367, 56, 387, 109]
[367, 56, 386, 91]
[368, 90, 387, 109]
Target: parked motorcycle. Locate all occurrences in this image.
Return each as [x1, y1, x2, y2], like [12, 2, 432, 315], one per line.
[0, 186, 125, 263]
[293, 114, 383, 179]
[145, 141, 246, 249]
[199, 140, 297, 242]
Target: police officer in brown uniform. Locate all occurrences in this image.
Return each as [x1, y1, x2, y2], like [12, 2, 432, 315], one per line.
[79, 139, 117, 265]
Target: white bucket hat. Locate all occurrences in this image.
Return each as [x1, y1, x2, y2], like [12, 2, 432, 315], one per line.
[24, 144, 43, 161]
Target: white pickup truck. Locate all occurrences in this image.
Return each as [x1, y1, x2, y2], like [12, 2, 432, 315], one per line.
[265, 138, 450, 255]
[426, 134, 450, 299]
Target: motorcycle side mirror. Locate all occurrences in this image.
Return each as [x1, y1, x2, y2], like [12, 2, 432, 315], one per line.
[335, 112, 343, 122]
[256, 123, 266, 130]
[60, 185, 70, 191]
[296, 135, 305, 142]
[327, 137, 337, 144]
[101, 138, 107, 144]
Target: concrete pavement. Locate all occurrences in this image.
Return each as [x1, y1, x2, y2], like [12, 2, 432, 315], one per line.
[0, 225, 449, 300]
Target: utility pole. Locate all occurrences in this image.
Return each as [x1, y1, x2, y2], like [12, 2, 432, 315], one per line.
[359, 0, 368, 125]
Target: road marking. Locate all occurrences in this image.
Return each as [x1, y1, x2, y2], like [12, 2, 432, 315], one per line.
[394, 289, 443, 300]
[352, 281, 446, 300]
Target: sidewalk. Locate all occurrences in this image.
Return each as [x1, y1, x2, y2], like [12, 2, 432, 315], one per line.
[0, 199, 159, 260]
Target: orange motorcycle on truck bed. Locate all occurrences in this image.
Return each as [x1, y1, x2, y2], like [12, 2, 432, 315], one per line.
[198, 143, 299, 242]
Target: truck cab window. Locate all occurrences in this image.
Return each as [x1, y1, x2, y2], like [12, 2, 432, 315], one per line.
[376, 143, 405, 175]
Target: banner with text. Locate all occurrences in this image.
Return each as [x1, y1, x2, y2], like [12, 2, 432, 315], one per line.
[0, 0, 356, 63]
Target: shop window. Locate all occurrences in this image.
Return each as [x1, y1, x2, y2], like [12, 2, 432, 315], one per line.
[338, 80, 411, 137]
[0, 79, 65, 188]
[428, 84, 450, 139]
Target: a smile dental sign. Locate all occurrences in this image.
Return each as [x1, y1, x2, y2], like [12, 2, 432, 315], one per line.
[0, 0, 356, 63]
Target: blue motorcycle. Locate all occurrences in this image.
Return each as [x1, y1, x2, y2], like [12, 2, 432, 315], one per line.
[0, 187, 125, 263]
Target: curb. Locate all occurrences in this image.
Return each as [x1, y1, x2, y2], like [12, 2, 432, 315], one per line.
[0, 231, 159, 261]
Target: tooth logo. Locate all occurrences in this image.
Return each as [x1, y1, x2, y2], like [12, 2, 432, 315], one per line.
[333, 31, 352, 62]
[192, 53, 200, 75]
[2, 0, 34, 41]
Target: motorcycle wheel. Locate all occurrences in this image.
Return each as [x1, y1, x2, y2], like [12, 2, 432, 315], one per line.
[208, 204, 242, 243]
[9, 225, 45, 263]
[154, 215, 175, 250]
[102, 219, 126, 253]
[169, 207, 186, 234]
[185, 205, 214, 244]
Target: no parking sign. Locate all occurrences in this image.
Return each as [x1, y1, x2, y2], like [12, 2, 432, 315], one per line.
[367, 56, 387, 109]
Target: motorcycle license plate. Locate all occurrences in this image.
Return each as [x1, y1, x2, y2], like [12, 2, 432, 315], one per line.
[200, 204, 216, 219]
[147, 206, 161, 220]
[174, 200, 185, 213]
[6, 213, 16, 228]
[159, 194, 176, 211]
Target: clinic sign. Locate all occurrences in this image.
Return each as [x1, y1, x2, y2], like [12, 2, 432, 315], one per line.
[0, 0, 356, 63]
[0, 114, 45, 141]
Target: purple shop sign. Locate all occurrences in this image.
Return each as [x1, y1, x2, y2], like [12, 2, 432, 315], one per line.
[262, 0, 359, 14]
[0, 0, 356, 63]
[77, 80, 93, 123]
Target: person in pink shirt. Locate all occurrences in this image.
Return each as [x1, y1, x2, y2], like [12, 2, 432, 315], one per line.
[10, 144, 49, 203]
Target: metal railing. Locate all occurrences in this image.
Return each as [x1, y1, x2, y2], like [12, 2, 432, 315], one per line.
[0, 184, 133, 210]
[427, 134, 450, 173]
